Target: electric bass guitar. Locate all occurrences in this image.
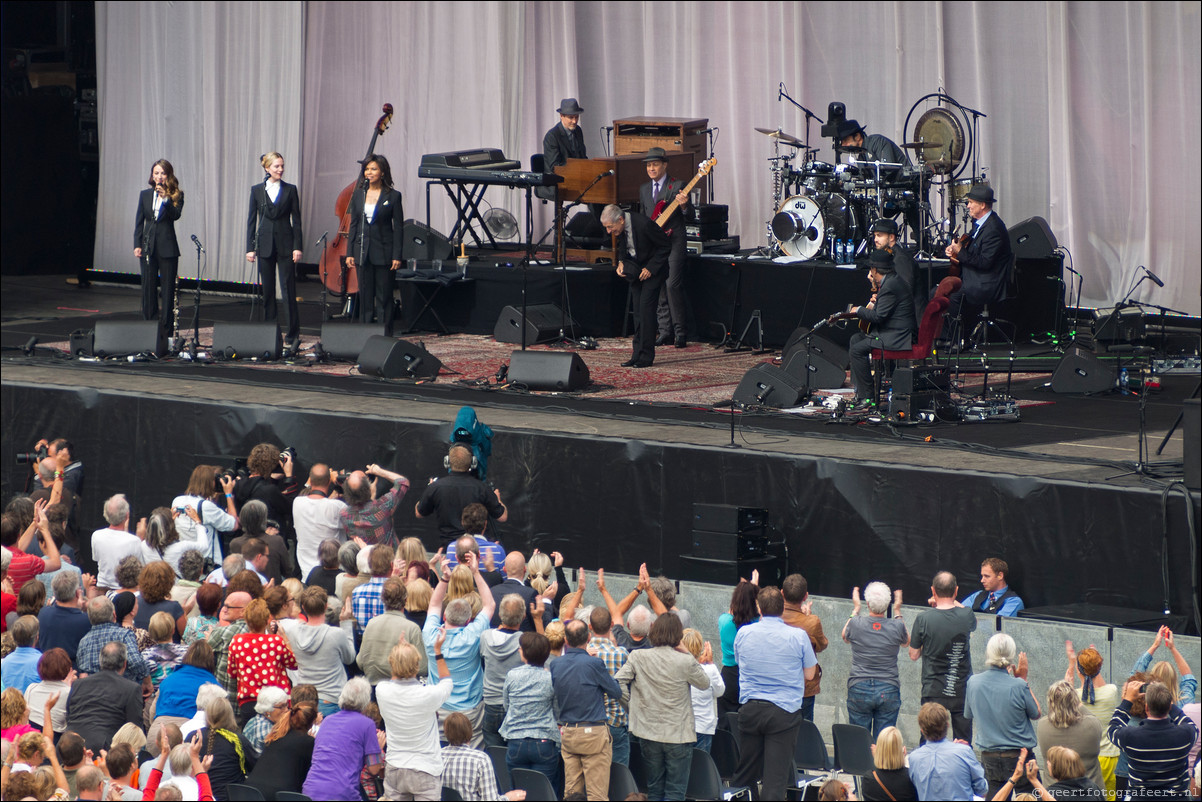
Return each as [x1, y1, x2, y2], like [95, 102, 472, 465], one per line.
[653, 157, 717, 231]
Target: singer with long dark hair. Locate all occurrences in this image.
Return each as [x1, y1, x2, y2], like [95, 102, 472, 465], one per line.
[246, 151, 304, 344]
[133, 159, 184, 333]
[345, 154, 403, 334]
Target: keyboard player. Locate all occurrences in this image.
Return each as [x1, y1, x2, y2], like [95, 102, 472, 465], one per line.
[539, 97, 587, 200]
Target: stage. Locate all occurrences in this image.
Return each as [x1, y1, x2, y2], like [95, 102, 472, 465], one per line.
[2, 270, 1199, 632]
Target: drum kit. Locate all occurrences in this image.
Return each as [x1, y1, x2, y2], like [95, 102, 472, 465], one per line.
[760, 92, 989, 262]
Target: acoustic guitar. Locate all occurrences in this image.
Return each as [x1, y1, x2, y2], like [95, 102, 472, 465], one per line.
[653, 157, 717, 230]
[946, 231, 971, 278]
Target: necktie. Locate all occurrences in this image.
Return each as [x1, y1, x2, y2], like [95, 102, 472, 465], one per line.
[654, 181, 661, 199]
[987, 592, 997, 609]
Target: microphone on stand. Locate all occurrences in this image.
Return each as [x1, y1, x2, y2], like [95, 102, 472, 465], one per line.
[1141, 265, 1165, 288]
[315, 231, 329, 248]
[597, 170, 615, 178]
[190, 234, 205, 253]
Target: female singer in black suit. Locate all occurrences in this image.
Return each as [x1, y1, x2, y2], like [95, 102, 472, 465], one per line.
[133, 159, 184, 334]
[246, 152, 303, 344]
[345, 154, 403, 334]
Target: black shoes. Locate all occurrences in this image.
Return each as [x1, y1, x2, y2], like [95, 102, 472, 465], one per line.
[621, 358, 653, 368]
[654, 333, 673, 346]
[674, 336, 687, 348]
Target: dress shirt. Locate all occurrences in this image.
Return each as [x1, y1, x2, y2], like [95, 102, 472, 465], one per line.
[265, 180, 281, 203]
[1, 646, 42, 691]
[422, 609, 490, 711]
[351, 576, 388, 635]
[549, 646, 621, 724]
[441, 744, 503, 801]
[961, 585, 1025, 617]
[908, 738, 988, 800]
[733, 615, 816, 712]
[964, 666, 1040, 751]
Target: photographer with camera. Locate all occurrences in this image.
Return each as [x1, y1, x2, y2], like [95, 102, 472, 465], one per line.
[232, 443, 299, 550]
[294, 463, 346, 578]
[339, 464, 409, 549]
[171, 465, 240, 566]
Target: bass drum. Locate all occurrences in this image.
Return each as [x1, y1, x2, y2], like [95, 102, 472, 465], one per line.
[771, 195, 826, 260]
[818, 192, 868, 254]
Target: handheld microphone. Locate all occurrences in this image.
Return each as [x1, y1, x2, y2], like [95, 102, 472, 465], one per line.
[1141, 265, 1164, 288]
[191, 234, 205, 253]
[315, 231, 329, 248]
[598, 170, 614, 178]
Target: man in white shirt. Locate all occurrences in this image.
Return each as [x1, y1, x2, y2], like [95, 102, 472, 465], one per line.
[293, 464, 346, 578]
[91, 494, 145, 591]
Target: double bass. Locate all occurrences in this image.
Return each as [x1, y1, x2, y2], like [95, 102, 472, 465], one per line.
[318, 103, 394, 299]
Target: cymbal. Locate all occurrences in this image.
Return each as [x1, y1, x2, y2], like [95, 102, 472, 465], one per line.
[754, 127, 804, 147]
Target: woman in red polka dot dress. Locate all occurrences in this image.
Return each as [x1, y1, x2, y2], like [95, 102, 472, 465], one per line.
[228, 597, 298, 725]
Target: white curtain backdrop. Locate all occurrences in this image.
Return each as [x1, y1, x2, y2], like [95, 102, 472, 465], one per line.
[95, 1, 304, 289]
[95, 1, 1201, 315]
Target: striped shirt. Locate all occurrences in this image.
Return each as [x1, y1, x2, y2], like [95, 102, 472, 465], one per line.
[588, 636, 629, 728]
[1108, 698, 1197, 792]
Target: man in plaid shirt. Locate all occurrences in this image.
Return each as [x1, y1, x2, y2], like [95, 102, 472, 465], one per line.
[75, 596, 150, 682]
[206, 590, 252, 704]
[352, 545, 395, 636]
[440, 712, 526, 801]
[587, 592, 631, 768]
[339, 464, 409, 548]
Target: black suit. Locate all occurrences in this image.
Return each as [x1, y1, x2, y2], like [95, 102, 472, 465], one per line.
[955, 211, 1012, 305]
[539, 122, 587, 201]
[134, 188, 183, 332]
[618, 211, 672, 364]
[247, 181, 303, 341]
[347, 187, 404, 333]
[849, 271, 917, 399]
[639, 176, 692, 340]
[890, 245, 926, 328]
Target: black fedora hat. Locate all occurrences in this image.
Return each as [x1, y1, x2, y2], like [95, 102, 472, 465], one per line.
[869, 248, 895, 270]
[642, 147, 669, 163]
[870, 218, 898, 236]
[557, 98, 584, 115]
[835, 119, 866, 140]
[965, 184, 996, 204]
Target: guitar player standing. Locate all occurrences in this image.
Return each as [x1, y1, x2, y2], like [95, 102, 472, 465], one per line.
[638, 147, 693, 349]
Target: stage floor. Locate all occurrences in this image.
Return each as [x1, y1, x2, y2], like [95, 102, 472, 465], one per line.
[1, 272, 1191, 488]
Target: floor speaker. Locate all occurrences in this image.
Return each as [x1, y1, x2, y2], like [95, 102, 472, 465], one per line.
[357, 335, 443, 379]
[400, 219, 455, 263]
[679, 552, 784, 587]
[781, 348, 848, 390]
[1009, 216, 1059, 260]
[782, 328, 850, 369]
[93, 321, 166, 357]
[320, 323, 386, 360]
[733, 363, 809, 408]
[212, 322, 281, 360]
[507, 350, 590, 391]
[494, 304, 579, 344]
[1050, 347, 1115, 393]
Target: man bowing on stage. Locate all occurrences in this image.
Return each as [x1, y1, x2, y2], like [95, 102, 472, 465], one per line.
[601, 204, 672, 369]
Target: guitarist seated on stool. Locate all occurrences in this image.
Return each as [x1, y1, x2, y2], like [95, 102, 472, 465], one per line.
[639, 147, 693, 349]
[847, 248, 917, 407]
[942, 184, 1013, 337]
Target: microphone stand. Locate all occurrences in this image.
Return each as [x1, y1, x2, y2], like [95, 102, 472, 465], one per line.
[316, 231, 330, 322]
[188, 236, 203, 360]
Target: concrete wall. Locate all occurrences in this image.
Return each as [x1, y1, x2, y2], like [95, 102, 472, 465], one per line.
[585, 573, 1201, 750]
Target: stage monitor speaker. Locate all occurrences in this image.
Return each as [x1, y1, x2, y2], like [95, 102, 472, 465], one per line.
[690, 530, 771, 561]
[782, 328, 850, 369]
[1184, 398, 1199, 491]
[494, 304, 579, 345]
[69, 328, 95, 358]
[93, 321, 166, 358]
[733, 364, 808, 408]
[1050, 346, 1115, 394]
[781, 348, 848, 391]
[320, 322, 386, 360]
[400, 219, 455, 263]
[212, 322, 281, 361]
[1009, 216, 1058, 260]
[357, 335, 442, 379]
[507, 350, 590, 391]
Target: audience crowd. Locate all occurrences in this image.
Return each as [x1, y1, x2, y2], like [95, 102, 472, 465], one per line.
[1, 440, 1198, 802]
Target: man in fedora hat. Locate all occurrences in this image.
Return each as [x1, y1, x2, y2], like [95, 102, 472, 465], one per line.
[871, 218, 924, 326]
[600, 203, 672, 368]
[543, 97, 588, 176]
[944, 184, 1012, 323]
[847, 248, 917, 407]
[837, 119, 909, 173]
[639, 147, 693, 348]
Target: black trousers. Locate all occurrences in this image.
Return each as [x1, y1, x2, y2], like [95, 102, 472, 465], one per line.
[630, 270, 666, 364]
[849, 331, 880, 400]
[357, 262, 396, 334]
[656, 230, 688, 338]
[733, 699, 801, 801]
[140, 254, 178, 335]
[258, 254, 299, 341]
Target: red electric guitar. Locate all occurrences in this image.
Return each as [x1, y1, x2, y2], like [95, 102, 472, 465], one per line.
[653, 157, 717, 230]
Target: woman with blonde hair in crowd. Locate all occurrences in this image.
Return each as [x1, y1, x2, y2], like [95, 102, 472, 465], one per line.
[445, 563, 482, 618]
[404, 577, 432, 629]
[1037, 680, 1102, 789]
[681, 628, 725, 753]
[861, 725, 916, 800]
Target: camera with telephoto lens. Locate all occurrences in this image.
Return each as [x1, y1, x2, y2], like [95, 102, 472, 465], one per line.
[220, 459, 250, 486]
[15, 444, 49, 465]
[280, 446, 298, 464]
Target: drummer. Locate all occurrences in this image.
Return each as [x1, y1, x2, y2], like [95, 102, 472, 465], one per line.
[835, 119, 910, 173]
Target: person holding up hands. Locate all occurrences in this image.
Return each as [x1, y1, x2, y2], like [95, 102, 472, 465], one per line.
[842, 582, 909, 739]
